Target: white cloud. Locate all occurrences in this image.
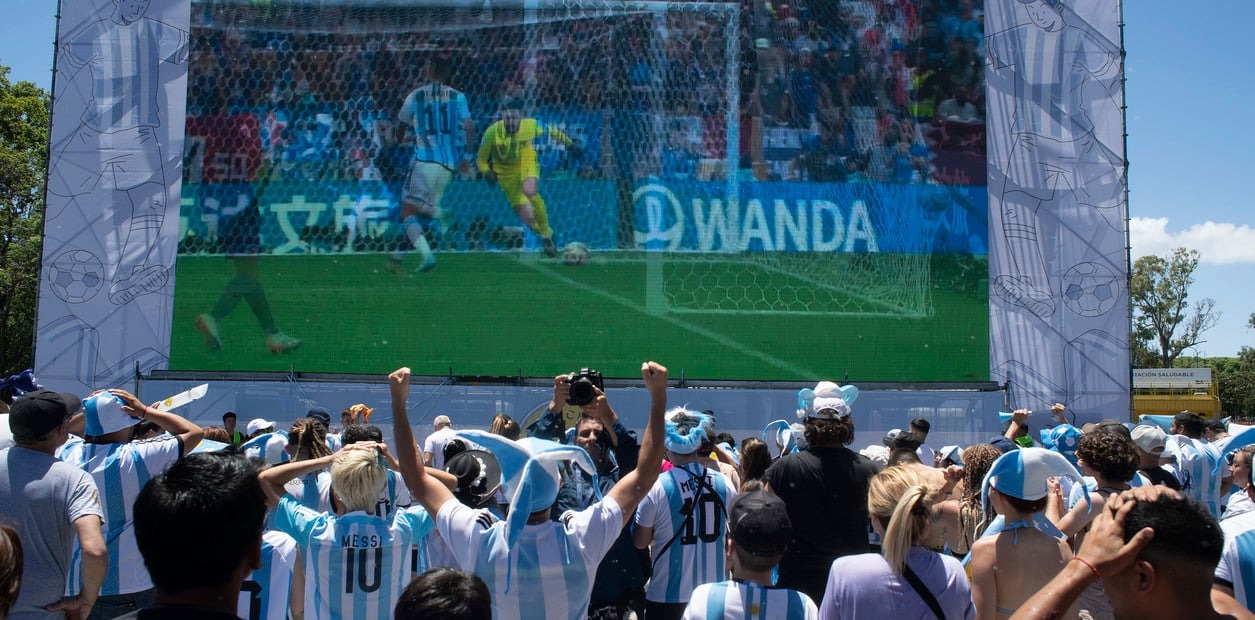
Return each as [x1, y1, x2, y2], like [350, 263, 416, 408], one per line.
[1130, 217, 1255, 264]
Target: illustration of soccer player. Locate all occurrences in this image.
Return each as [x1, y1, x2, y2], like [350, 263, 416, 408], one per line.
[477, 99, 583, 258]
[987, 0, 1124, 319]
[391, 55, 475, 273]
[48, 0, 189, 305]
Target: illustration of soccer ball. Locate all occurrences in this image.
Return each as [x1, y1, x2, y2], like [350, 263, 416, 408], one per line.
[1061, 262, 1119, 317]
[563, 242, 590, 266]
[48, 249, 105, 303]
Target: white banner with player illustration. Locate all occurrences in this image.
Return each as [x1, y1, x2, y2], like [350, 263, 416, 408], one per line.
[34, 0, 191, 394]
[986, 0, 1130, 422]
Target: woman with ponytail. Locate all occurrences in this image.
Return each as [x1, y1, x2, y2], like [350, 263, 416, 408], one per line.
[819, 466, 975, 619]
[282, 417, 335, 508]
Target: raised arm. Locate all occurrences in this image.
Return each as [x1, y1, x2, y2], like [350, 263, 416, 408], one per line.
[390, 367, 457, 517]
[111, 388, 204, 455]
[606, 361, 668, 525]
[1004, 408, 1029, 442]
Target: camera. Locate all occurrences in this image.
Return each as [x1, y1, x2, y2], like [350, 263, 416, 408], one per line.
[565, 368, 604, 406]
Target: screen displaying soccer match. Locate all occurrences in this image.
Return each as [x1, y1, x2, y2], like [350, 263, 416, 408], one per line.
[168, 0, 990, 381]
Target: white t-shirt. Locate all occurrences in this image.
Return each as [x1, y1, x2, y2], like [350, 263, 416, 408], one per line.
[423, 427, 458, 470]
[436, 495, 624, 620]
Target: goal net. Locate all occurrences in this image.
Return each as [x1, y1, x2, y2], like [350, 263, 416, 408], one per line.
[182, 0, 976, 321]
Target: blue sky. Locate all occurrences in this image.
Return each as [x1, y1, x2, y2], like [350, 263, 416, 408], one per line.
[2, 0, 1252, 358]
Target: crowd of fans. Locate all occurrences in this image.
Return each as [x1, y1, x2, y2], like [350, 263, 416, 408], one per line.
[3, 368, 1255, 620]
[183, 0, 986, 189]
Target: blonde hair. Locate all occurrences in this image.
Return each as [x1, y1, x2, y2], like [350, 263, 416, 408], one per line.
[330, 449, 387, 513]
[868, 466, 939, 575]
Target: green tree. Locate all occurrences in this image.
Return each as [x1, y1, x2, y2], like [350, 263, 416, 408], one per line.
[0, 66, 49, 377]
[1130, 247, 1220, 368]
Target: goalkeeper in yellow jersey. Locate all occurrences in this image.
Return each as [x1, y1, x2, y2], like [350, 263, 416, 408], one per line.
[477, 99, 582, 257]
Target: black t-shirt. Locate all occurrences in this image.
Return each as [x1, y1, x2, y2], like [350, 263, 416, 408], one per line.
[765, 446, 880, 602]
[1139, 465, 1182, 490]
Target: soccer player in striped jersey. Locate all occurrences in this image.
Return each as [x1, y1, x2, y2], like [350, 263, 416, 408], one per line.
[392, 55, 475, 273]
[60, 389, 204, 615]
[477, 99, 582, 258]
[49, 0, 189, 304]
[634, 408, 738, 620]
[682, 484, 818, 620]
[258, 441, 435, 620]
[389, 361, 670, 620]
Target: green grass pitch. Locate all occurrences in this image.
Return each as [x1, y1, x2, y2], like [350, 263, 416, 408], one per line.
[169, 252, 989, 382]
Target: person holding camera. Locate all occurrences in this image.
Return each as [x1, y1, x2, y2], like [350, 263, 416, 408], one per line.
[540, 370, 646, 619]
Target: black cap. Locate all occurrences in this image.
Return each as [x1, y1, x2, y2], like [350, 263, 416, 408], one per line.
[307, 407, 332, 426]
[728, 489, 792, 557]
[9, 390, 82, 440]
[444, 450, 502, 508]
[989, 436, 1019, 454]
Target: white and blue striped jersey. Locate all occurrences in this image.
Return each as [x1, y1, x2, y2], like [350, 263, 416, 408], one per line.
[1216, 507, 1255, 612]
[636, 463, 737, 604]
[317, 469, 412, 518]
[238, 530, 299, 620]
[272, 494, 434, 620]
[284, 469, 331, 511]
[62, 436, 183, 595]
[1166, 435, 1225, 517]
[326, 433, 343, 452]
[399, 83, 472, 170]
[426, 507, 499, 570]
[62, 17, 189, 132]
[437, 496, 624, 620]
[682, 580, 819, 620]
[242, 431, 290, 466]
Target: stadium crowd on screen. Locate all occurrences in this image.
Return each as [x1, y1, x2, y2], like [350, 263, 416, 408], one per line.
[1, 366, 1253, 620]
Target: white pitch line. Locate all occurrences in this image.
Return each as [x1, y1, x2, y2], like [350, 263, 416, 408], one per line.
[516, 258, 819, 379]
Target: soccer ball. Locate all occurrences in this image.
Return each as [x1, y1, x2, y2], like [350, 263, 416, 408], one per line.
[1061, 262, 1119, 317]
[563, 242, 590, 266]
[48, 249, 105, 303]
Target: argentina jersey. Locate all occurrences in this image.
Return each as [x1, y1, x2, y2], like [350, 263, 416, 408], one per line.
[284, 469, 331, 510]
[272, 495, 433, 620]
[438, 497, 624, 620]
[683, 580, 819, 620]
[1168, 435, 1224, 517]
[636, 464, 738, 604]
[1217, 508, 1255, 612]
[238, 530, 299, 620]
[401, 83, 471, 170]
[242, 431, 290, 466]
[65, 437, 182, 595]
